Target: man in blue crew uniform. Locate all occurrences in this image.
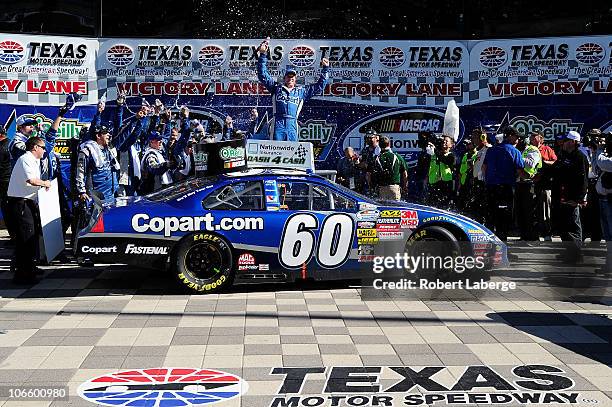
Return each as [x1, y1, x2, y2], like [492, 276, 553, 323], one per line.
[257, 38, 330, 141]
[75, 125, 119, 203]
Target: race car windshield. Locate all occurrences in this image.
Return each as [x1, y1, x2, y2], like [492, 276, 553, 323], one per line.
[146, 177, 217, 202]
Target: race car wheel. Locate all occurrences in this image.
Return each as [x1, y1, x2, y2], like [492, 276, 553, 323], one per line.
[174, 233, 234, 293]
[405, 226, 461, 279]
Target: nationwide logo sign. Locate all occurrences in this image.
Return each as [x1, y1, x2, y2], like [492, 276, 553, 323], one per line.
[575, 42, 605, 65]
[379, 46, 405, 68]
[289, 46, 316, 67]
[0, 40, 25, 64]
[107, 44, 135, 67]
[479, 46, 507, 68]
[78, 368, 248, 406]
[199, 45, 225, 67]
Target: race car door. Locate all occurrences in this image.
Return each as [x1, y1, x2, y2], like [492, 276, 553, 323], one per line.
[265, 179, 360, 278]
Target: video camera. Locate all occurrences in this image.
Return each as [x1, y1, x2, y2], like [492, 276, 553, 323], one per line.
[417, 131, 444, 150]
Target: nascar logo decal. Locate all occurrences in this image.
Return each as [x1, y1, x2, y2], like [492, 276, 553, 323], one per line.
[0, 40, 25, 64]
[106, 44, 134, 67]
[78, 368, 248, 406]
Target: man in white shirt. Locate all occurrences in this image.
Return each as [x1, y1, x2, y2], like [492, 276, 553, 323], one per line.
[7, 137, 51, 284]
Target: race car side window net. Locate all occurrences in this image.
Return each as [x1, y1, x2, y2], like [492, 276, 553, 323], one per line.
[203, 181, 263, 210]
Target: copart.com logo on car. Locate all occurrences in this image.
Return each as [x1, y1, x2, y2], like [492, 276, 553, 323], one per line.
[131, 213, 264, 237]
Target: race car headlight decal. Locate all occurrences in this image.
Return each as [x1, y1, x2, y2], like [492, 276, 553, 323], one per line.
[91, 214, 104, 233]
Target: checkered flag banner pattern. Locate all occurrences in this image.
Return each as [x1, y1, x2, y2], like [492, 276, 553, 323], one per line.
[292, 144, 308, 160]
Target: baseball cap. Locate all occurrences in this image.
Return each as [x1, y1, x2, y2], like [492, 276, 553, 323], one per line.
[95, 125, 111, 135]
[565, 131, 581, 142]
[147, 131, 163, 141]
[503, 125, 519, 138]
[16, 116, 37, 127]
[365, 129, 378, 138]
[190, 119, 200, 128]
[285, 68, 297, 76]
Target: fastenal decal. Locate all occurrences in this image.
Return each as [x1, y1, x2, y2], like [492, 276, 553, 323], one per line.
[124, 244, 169, 255]
[268, 365, 586, 407]
[131, 214, 264, 237]
[78, 368, 247, 406]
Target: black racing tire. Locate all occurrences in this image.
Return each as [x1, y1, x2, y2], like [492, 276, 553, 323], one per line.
[173, 233, 234, 293]
[405, 225, 462, 280]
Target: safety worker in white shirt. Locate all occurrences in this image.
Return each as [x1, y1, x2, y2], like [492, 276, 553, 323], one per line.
[515, 132, 542, 241]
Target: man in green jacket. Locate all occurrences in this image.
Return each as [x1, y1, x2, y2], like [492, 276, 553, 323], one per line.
[374, 136, 408, 201]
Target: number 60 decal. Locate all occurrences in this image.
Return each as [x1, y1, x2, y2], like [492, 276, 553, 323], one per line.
[279, 213, 355, 269]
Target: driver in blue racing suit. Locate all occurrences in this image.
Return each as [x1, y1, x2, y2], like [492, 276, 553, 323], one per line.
[257, 39, 330, 141]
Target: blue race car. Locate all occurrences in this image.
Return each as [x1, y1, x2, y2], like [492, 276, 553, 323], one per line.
[75, 168, 507, 293]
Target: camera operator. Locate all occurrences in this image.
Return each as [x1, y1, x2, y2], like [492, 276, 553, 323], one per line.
[554, 131, 589, 263]
[427, 135, 455, 208]
[409, 131, 433, 203]
[358, 130, 380, 196]
[336, 147, 361, 190]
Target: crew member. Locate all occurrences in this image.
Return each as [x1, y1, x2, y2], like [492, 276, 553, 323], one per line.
[139, 132, 176, 194]
[594, 132, 612, 272]
[515, 132, 542, 241]
[471, 128, 492, 223]
[554, 131, 589, 263]
[257, 38, 329, 141]
[0, 126, 13, 240]
[75, 126, 119, 202]
[457, 135, 477, 212]
[375, 136, 408, 201]
[531, 131, 557, 241]
[7, 137, 51, 284]
[482, 126, 525, 243]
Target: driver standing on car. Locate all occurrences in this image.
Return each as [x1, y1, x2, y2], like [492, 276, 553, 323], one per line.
[257, 37, 330, 141]
[75, 125, 120, 203]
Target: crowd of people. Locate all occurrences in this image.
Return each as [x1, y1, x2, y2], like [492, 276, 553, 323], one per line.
[1, 93, 611, 282]
[337, 126, 612, 263]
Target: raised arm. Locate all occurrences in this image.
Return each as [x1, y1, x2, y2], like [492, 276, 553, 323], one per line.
[256, 39, 277, 93]
[304, 58, 330, 100]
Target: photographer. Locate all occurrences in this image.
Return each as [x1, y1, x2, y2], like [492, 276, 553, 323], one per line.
[457, 135, 477, 212]
[581, 129, 603, 242]
[595, 132, 612, 243]
[336, 147, 361, 190]
[427, 135, 455, 208]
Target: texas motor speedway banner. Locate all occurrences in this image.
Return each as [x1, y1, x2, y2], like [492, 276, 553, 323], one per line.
[0, 33, 610, 170]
